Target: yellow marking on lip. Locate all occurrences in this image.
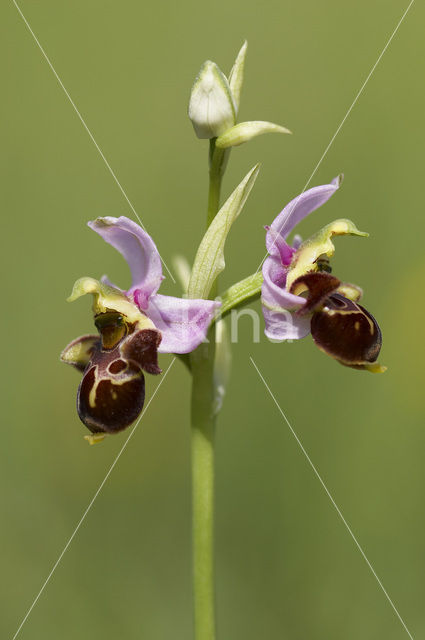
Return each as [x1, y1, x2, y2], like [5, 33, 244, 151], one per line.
[88, 369, 143, 409]
[88, 374, 99, 408]
[323, 307, 376, 335]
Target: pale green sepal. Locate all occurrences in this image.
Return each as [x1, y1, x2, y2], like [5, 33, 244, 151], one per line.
[67, 277, 154, 329]
[216, 121, 291, 149]
[228, 40, 248, 114]
[188, 164, 260, 299]
[218, 272, 263, 319]
[67, 277, 108, 303]
[286, 219, 368, 291]
[188, 61, 236, 139]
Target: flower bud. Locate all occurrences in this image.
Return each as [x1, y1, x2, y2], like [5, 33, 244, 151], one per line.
[188, 61, 236, 139]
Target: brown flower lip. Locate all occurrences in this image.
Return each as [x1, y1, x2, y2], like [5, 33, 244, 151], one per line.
[290, 271, 384, 371]
[62, 313, 162, 435]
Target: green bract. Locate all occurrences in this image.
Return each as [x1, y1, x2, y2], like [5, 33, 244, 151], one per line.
[216, 121, 291, 149]
[228, 40, 248, 114]
[218, 272, 263, 318]
[188, 164, 260, 299]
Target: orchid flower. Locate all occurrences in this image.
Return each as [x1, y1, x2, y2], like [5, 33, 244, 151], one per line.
[261, 177, 385, 372]
[61, 216, 220, 438]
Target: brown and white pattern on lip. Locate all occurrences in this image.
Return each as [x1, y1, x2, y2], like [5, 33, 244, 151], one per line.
[61, 313, 162, 436]
[290, 273, 383, 372]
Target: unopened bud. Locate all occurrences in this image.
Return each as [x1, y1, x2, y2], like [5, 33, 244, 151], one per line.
[188, 61, 236, 139]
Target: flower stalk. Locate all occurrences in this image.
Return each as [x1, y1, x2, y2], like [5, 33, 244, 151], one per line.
[207, 140, 227, 228]
[190, 136, 224, 640]
[190, 337, 217, 640]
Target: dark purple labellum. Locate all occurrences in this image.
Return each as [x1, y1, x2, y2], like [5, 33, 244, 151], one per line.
[77, 359, 145, 434]
[63, 313, 162, 435]
[122, 329, 162, 375]
[310, 293, 382, 369]
[290, 271, 341, 316]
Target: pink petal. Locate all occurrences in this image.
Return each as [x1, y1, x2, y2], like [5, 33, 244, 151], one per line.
[263, 306, 311, 341]
[146, 294, 221, 354]
[264, 226, 294, 265]
[88, 217, 163, 300]
[261, 256, 310, 341]
[266, 177, 341, 256]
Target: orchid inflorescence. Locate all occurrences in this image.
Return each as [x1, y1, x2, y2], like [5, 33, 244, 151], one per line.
[61, 42, 384, 443]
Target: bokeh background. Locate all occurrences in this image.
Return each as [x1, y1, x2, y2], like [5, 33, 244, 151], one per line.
[2, 1, 424, 638]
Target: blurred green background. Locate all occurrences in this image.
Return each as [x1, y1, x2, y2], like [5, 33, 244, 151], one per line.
[2, 0, 424, 638]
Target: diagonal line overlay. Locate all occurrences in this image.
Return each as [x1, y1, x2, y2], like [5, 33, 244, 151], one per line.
[250, 356, 414, 640]
[11, 358, 176, 640]
[11, 0, 416, 638]
[256, 0, 415, 275]
[12, 0, 176, 283]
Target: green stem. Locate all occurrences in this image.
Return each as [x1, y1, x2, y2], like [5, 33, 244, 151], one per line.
[190, 337, 217, 640]
[206, 140, 227, 228]
[191, 138, 225, 640]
